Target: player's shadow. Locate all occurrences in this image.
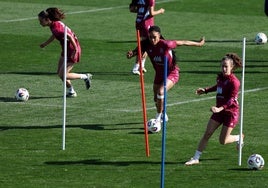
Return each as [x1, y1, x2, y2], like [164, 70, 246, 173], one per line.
[29, 96, 62, 100]
[0, 124, 103, 131]
[0, 97, 18, 102]
[0, 96, 62, 102]
[228, 168, 253, 171]
[0, 122, 143, 131]
[2, 72, 55, 75]
[45, 159, 177, 166]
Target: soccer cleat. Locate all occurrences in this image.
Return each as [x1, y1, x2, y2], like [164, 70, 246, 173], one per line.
[185, 158, 199, 166]
[161, 113, 169, 122]
[132, 69, 140, 75]
[66, 91, 77, 98]
[142, 67, 147, 73]
[236, 134, 245, 150]
[84, 73, 92, 90]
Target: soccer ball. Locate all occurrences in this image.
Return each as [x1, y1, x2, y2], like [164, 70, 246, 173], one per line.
[247, 154, 265, 170]
[147, 119, 161, 133]
[255, 32, 267, 44]
[15, 88, 29, 101]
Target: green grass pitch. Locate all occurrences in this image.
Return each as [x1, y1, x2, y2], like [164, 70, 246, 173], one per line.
[0, 0, 268, 187]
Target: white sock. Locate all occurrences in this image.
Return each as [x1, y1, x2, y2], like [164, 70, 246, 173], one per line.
[234, 135, 240, 142]
[155, 113, 162, 121]
[80, 74, 87, 80]
[133, 63, 139, 71]
[193, 150, 202, 160]
[142, 58, 146, 68]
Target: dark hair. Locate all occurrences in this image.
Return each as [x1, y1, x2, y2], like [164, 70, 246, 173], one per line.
[129, 0, 138, 7]
[222, 53, 242, 71]
[145, 25, 178, 70]
[149, 25, 161, 34]
[129, 0, 138, 13]
[38, 7, 65, 21]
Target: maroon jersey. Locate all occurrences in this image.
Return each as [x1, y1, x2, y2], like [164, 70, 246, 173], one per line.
[135, 0, 155, 38]
[50, 21, 81, 63]
[136, 0, 154, 23]
[142, 39, 179, 84]
[206, 73, 240, 113]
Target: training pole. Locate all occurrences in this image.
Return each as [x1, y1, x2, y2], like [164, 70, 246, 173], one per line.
[136, 30, 149, 157]
[238, 37, 246, 165]
[160, 56, 168, 188]
[62, 26, 67, 150]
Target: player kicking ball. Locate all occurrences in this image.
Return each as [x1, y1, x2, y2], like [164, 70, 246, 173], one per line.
[127, 26, 205, 124]
[38, 7, 92, 97]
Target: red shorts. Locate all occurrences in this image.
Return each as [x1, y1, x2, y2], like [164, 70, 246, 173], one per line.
[60, 45, 81, 63]
[154, 67, 179, 85]
[210, 110, 239, 128]
[136, 19, 154, 39]
[68, 48, 81, 63]
[168, 68, 179, 84]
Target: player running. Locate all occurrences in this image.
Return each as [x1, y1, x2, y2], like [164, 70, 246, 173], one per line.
[129, 0, 165, 75]
[127, 26, 205, 124]
[38, 7, 92, 97]
[185, 53, 244, 166]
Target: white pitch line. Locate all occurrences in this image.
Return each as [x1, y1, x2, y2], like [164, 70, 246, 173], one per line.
[1, 87, 267, 109]
[0, 0, 178, 23]
[114, 87, 268, 113]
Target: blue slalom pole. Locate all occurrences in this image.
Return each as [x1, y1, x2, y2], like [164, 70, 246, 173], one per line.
[160, 56, 168, 188]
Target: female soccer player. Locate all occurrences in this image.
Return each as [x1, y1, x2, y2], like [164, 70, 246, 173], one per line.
[127, 25, 205, 123]
[38, 8, 92, 97]
[185, 53, 244, 166]
[129, 0, 165, 75]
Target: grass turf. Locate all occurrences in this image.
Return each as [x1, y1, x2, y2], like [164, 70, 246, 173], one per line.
[0, 0, 268, 187]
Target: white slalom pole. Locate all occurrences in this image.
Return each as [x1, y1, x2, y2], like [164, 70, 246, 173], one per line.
[238, 37, 246, 165]
[62, 26, 67, 150]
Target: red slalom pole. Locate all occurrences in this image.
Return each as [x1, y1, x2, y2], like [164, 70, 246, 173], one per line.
[136, 30, 150, 157]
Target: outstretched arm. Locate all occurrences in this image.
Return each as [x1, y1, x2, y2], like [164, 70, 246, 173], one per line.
[149, 6, 165, 16]
[40, 35, 55, 48]
[176, 37, 205, 47]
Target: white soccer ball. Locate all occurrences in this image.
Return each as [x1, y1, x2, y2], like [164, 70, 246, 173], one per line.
[147, 119, 161, 133]
[15, 88, 29, 101]
[247, 154, 265, 170]
[255, 32, 267, 44]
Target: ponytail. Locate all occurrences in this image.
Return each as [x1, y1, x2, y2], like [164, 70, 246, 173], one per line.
[38, 7, 65, 21]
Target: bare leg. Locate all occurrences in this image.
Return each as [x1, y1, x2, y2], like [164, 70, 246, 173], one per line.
[153, 79, 175, 122]
[219, 125, 240, 145]
[185, 119, 221, 165]
[57, 57, 89, 88]
[197, 119, 221, 152]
